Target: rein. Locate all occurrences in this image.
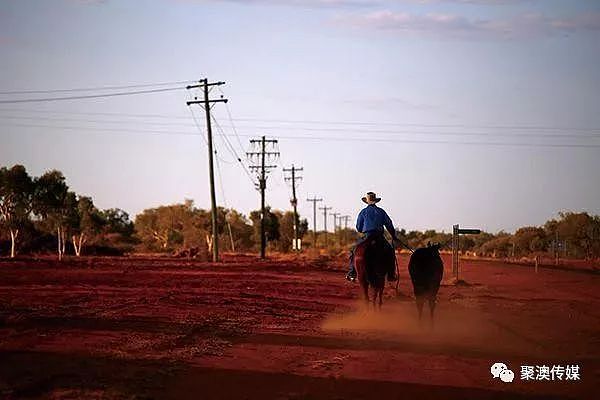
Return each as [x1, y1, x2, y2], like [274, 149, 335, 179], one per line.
[394, 239, 414, 253]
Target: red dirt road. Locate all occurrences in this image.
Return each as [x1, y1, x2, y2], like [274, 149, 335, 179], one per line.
[0, 254, 598, 399]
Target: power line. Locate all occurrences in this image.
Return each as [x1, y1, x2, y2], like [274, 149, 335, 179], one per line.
[0, 107, 193, 120]
[2, 114, 598, 139]
[209, 115, 258, 185]
[187, 99, 209, 144]
[0, 80, 196, 95]
[227, 117, 600, 133]
[228, 125, 600, 139]
[218, 86, 248, 155]
[1, 107, 598, 133]
[188, 103, 233, 165]
[211, 115, 243, 162]
[213, 141, 236, 252]
[0, 86, 185, 104]
[3, 122, 599, 148]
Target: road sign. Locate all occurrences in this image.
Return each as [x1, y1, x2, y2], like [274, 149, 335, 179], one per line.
[452, 225, 482, 281]
[458, 229, 481, 234]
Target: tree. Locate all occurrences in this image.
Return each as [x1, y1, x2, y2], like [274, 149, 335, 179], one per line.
[224, 209, 254, 252]
[512, 226, 547, 256]
[135, 206, 178, 251]
[33, 170, 71, 260]
[249, 207, 280, 251]
[102, 208, 134, 237]
[479, 234, 513, 258]
[71, 196, 105, 256]
[0, 165, 34, 257]
[274, 211, 308, 252]
[134, 201, 214, 252]
[553, 212, 598, 259]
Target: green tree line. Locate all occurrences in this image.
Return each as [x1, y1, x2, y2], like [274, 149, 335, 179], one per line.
[0, 165, 309, 258]
[1, 165, 598, 259]
[392, 213, 600, 259]
[0, 165, 134, 258]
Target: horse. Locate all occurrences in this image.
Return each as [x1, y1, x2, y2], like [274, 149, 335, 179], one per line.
[408, 242, 444, 326]
[354, 235, 395, 310]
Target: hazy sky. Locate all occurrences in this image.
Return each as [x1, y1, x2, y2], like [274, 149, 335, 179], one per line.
[1, 0, 599, 233]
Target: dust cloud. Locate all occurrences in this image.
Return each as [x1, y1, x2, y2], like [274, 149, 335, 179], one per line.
[321, 299, 532, 357]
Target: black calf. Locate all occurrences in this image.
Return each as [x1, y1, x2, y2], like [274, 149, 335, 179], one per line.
[408, 243, 444, 326]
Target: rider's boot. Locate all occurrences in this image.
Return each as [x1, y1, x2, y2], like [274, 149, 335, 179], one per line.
[346, 270, 356, 282]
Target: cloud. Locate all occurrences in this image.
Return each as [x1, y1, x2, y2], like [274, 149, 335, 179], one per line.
[196, 0, 378, 8]
[65, 0, 109, 4]
[391, 0, 533, 4]
[178, 0, 533, 9]
[335, 10, 600, 39]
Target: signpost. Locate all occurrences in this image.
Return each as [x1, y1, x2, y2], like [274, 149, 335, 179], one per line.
[458, 229, 481, 235]
[452, 224, 481, 281]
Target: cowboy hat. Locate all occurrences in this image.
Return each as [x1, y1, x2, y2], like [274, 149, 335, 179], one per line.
[362, 191, 381, 204]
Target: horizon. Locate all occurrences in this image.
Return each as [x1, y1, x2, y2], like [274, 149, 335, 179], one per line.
[2, 161, 592, 236]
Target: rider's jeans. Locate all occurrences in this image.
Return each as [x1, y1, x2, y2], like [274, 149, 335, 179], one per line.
[348, 231, 380, 276]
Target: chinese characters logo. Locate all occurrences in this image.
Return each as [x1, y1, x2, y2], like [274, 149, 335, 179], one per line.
[491, 362, 581, 383]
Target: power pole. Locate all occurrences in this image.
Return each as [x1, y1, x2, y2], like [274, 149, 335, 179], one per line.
[283, 165, 303, 251]
[186, 79, 228, 263]
[331, 212, 340, 232]
[341, 215, 351, 245]
[247, 136, 279, 259]
[341, 215, 351, 230]
[306, 197, 322, 248]
[331, 212, 340, 245]
[319, 205, 332, 248]
[555, 230, 560, 266]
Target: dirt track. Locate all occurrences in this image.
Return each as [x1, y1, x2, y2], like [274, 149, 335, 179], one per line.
[0, 254, 598, 399]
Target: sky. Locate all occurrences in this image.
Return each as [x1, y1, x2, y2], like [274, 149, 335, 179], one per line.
[1, 0, 599, 233]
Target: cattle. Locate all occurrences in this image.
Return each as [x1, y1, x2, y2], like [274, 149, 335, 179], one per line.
[408, 242, 444, 326]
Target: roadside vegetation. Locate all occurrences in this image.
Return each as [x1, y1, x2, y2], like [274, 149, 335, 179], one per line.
[1, 164, 599, 260]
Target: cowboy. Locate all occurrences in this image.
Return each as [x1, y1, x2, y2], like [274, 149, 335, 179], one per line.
[346, 191, 399, 282]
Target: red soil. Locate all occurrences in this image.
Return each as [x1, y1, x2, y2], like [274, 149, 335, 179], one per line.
[0, 253, 598, 399]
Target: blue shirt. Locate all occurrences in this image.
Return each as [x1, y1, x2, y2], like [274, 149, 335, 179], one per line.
[356, 204, 396, 236]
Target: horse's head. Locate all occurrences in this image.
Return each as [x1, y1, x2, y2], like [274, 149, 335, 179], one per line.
[427, 242, 442, 250]
[426, 241, 441, 253]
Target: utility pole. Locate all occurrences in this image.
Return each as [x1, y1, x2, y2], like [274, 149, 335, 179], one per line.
[331, 212, 340, 232]
[319, 205, 332, 248]
[331, 212, 340, 246]
[247, 136, 279, 259]
[186, 79, 228, 263]
[341, 215, 351, 230]
[555, 230, 560, 266]
[306, 197, 322, 248]
[283, 165, 303, 251]
[341, 215, 351, 245]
